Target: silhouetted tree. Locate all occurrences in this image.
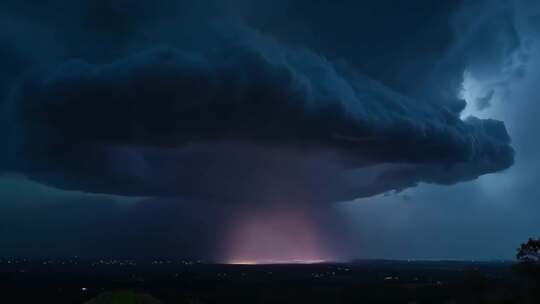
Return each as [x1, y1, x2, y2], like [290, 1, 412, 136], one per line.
[514, 237, 540, 303]
[517, 238, 540, 264]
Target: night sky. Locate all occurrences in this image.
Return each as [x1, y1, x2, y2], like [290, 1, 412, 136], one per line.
[0, 0, 538, 262]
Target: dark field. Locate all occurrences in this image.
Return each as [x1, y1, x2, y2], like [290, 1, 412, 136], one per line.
[1, 258, 535, 303]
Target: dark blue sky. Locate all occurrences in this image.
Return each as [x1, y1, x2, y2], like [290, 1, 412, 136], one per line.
[0, 0, 538, 261]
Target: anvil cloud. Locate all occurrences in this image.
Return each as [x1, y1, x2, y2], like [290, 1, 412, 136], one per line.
[4, 33, 513, 201]
[1, 0, 535, 260]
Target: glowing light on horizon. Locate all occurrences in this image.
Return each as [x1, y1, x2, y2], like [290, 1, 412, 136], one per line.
[228, 259, 258, 265]
[223, 208, 335, 265]
[228, 258, 329, 265]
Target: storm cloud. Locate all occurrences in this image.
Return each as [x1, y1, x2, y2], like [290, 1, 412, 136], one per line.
[4, 31, 513, 202]
[1, 0, 536, 261]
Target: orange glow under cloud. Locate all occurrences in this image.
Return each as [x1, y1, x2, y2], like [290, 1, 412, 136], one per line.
[228, 259, 329, 265]
[224, 208, 335, 264]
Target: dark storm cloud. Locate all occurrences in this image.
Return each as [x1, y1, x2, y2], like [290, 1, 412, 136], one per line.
[239, 1, 464, 100]
[0, 0, 532, 261]
[0, 0, 519, 204]
[4, 31, 513, 201]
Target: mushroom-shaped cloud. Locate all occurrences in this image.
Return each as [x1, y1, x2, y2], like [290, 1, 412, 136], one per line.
[4, 34, 514, 203]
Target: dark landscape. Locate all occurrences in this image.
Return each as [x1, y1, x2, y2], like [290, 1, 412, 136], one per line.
[2, 258, 537, 303]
